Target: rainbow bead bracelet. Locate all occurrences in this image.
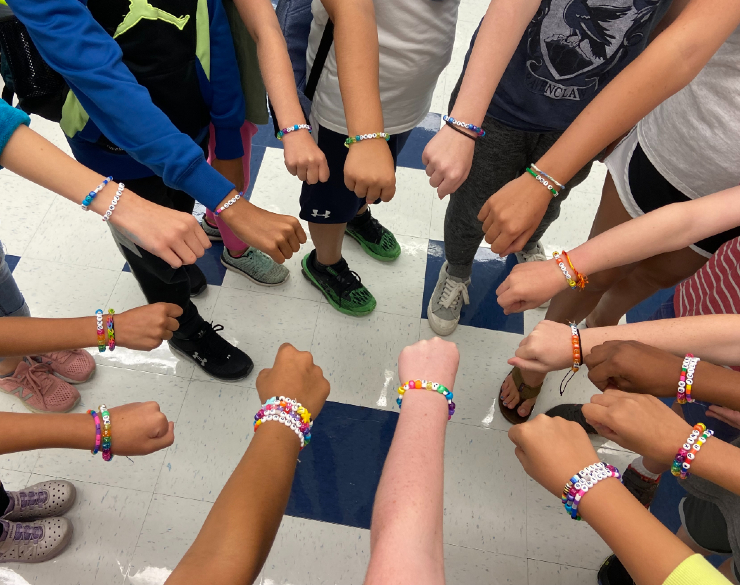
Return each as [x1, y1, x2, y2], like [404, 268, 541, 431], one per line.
[254, 396, 313, 450]
[562, 462, 621, 520]
[344, 132, 391, 148]
[397, 379, 455, 420]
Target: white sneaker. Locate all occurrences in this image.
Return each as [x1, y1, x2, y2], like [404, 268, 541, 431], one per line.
[515, 241, 550, 308]
[428, 262, 471, 336]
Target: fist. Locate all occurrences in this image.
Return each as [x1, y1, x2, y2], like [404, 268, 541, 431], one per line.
[398, 337, 460, 392]
[115, 303, 182, 351]
[107, 401, 175, 456]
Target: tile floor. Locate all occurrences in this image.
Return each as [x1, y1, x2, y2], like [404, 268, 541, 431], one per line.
[0, 1, 673, 582]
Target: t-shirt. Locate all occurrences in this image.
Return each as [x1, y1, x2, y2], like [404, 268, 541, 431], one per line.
[663, 554, 731, 585]
[306, 0, 460, 135]
[638, 25, 740, 199]
[469, 0, 671, 132]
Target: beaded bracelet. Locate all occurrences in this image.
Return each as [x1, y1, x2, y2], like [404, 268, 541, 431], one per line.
[87, 410, 102, 455]
[672, 423, 713, 479]
[677, 354, 697, 404]
[253, 396, 313, 450]
[81, 176, 113, 211]
[344, 133, 391, 148]
[553, 252, 577, 289]
[102, 182, 124, 222]
[525, 167, 559, 197]
[683, 355, 700, 404]
[561, 251, 588, 290]
[553, 252, 587, 291]
[99, 404, 113, 462]
[95, 309, 106, 353]
[397, 379, 456, 420]
[530, 163, 564, 189]
[106, 309, 116, 351]
[214, 191, 243, 217]
[442, 115, 485, 138]
[277, 123, 312, 140]
[570, 322, 582, 372]
[562, 462, 621, 520]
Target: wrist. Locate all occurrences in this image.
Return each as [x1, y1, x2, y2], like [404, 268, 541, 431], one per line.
[216, 191, 249, 223]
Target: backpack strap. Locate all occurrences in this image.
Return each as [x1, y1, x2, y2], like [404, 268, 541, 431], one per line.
[304, 19, 333, 101]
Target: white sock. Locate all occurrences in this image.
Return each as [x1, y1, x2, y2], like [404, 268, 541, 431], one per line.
[630, 456, 661, 480]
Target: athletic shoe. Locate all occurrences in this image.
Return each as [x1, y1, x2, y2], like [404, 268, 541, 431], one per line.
[598, 554, 634, 585]
[0, 361, 80, 413]
[621, 465, 661, 508]
[185, 263, 207, 297]
[221, 248, 289, 286]
[33, 350, 95, 384]
[427, 262, 470, 336]
[345, 209, 401, 261]
[545, 403, 597, 434]
[168, 322, 254, 381]
[0, 518, 73, 563]
[200, 218, 222, 242]
[2, 481, 76, 521]
[515, 240, 550, 308]
[301, 250, 376, 316]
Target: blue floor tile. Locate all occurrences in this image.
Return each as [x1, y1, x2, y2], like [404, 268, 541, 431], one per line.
[286, 401, 398, 530]
[252, 117, 284, 150]
[422, 240, 523, 334]
[397, 112, 441, 170]
[5, 254, 20, 273]
[245, 145, 266, 201]
[123, 241, 227, 287]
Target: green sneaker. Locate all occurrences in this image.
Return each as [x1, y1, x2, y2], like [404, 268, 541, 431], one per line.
[200, 218, 222, 242]
[345, 209, 401, 261]
[221, 248, 290, 286]
[301, 251, 376, 316]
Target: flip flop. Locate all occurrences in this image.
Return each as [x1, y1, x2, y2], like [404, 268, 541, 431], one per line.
[499, 366, 542, 425]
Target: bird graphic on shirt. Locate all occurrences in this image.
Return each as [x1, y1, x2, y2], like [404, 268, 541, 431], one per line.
[563, 0, 632, 61]
[113, 0, 190, 39]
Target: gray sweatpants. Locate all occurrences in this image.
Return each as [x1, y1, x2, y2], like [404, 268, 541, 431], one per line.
[444, 78, 596, 279]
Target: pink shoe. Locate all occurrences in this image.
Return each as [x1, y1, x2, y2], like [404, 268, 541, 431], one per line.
[34, 350, 95, 384]
[0, 361, 80, 413]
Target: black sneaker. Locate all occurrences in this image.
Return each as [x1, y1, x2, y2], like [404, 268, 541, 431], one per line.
[598, 555, 634, 585]
[546, 403, 598, 434]
[345, 209, 401, 261]
[301, 250, 376, 316]
[621, 465, 661, 508]
[168, 322, 253, 381]
[184, 264, 207, 297]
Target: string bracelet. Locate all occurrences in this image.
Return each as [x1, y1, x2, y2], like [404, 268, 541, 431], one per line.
[445, 120, 477, 141]
[562, 462, 621, 520]
[87, 410, 101, 455]
[344, 133, 391, 148]
[397, 379, 455, 420]
[214, 191, 243, 217]
[562, 251, 588, 290]
[106, 309, 116, 351]
[254, 396, 313, 450]
[98, 404, 113, 462]
[81, 176, 113, 211]
[672, 423, 713, 479]
[442, 115, 485, 137]
[95, 309, 106, 353]
[102, 182, 124, 222]
[531, 163, 564, 189]
[277, 123, 312, 140]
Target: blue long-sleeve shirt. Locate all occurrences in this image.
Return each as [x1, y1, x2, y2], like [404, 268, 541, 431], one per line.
[0, 100, 30, 158]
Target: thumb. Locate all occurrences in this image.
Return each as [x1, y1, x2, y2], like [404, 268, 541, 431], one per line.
[166, 303, 184, 318]
[507, 356, 549, 373]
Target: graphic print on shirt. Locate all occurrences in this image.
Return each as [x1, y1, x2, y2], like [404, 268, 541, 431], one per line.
[525, 0, 660, 101]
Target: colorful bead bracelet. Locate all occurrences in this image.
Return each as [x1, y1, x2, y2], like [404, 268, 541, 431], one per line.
[562, 251, 588, 290]
[562, 462, 621, 520]
[214, 191, 243, 217]
[102, 182, 124, 222]
[106, 309, 116, 351]
[570, 322, 582, 372]
[94, 309, 116, 353]
[254, 396, 313, 450]
[99, 404, 113, 461]
[442, 115, 485, 137]
[672, 423, 712, 479]
[677, 354, 700, 404]
[530, 163, 564, 189]
[277, 123, 312, 140]
[553, 252, 577, 289]
[525, 167, 559, 197]
[81, 176, 113, 211]
[344, 132, 391, 148]
[553, 251, 587, 291]
[397, 379, 455, 420]
[95, 309, 106, 353]
[87, 410, 102, 455]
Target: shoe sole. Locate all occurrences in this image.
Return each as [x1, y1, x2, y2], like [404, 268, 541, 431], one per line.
[15, 395, 80, 414]
[300, 264, 376, 317]
[189, 282, 207, 298]
[345, 230, 400, 262]
[426, 297, 460, 336]
[220, 258, 290, 287]
[167, 342, 254, 381]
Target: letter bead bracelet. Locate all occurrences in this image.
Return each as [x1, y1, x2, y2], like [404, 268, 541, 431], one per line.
[277, 123, 312, 140]
[397, 380, 455, 420]
[94, 309, 116, 353]
[87, 404, 114, 461]
[81, 176, 112, 211]
[254, 396, 313, 450]
[442, 115, 485, 137]
[344, 133, 391, 148]
[562, 462, 621, 520]
[525, 166, 562, 197]
[553, 251, 588, 291]
[672, 423, 713, 479]
[676, 354, 700, 404]
[102, 182, 124, 222]
[214, 191, 243, 217]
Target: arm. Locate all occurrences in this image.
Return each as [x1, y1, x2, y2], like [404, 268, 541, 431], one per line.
[165, 344, 330, 585]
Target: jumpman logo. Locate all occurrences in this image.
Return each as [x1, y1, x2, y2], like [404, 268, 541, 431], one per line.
[114, 0, 191, 39]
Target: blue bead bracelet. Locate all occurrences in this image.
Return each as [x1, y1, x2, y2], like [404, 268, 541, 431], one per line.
[81, 176, 113, 211]
[277, 124, 312, 140]
[442, 115, 485, 138]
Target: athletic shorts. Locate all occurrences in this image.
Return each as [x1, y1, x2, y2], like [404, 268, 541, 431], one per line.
[299, 124, 411, 224]
[606, 128, 740, 258]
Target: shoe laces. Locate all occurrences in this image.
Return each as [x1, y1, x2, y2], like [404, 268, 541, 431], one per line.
[439, 278, 470, 310]
[190, 322, 233, 359]
[330, 261, 366, 299]
[9, 521, 43, 541]
[8, 362, 54, 402]
[14, 489, 48, 511]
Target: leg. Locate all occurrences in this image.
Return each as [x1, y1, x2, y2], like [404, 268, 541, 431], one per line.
[309, 222, 346, 265]
[0, 242, 29, 376]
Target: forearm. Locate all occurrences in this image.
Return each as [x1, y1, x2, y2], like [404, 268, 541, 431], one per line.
[0, 413, 93, 455]
[166, 422, 299, 585]
[365, 391, 447, 585]
[0, 317, 98, 358]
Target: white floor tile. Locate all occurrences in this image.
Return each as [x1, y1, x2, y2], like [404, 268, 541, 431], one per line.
[444, 544, 528, 585]
[527, 559, 599, 584]
[370, 167, 435, 239]
[0, 172, 55, 257]
[0, 468, 32, 491]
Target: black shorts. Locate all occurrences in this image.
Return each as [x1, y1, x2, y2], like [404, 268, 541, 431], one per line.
[299, 125, 411, 224]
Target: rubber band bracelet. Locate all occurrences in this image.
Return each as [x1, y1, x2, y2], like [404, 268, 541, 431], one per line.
[525, 167, 559, 197]
[99, 404, 113, 462]
[106, 309, 116, 351]
[254, 396, 313, 450]
[87, 410, 101, 455]
[344, 133, 391, 148]
[570, 322, 582, 372]
[672, 423, 713, 479]
[95, 309, 106, 353]
[102, 182, 124, 222]
[214, 191, 243, 217]
[445, 120, 477, 141]
[562, 462, 621, 520]
[81, 176, 112, 211]
[442, 115, 485, 137]
[530, 163, 564, 189]
[397, 380, 455, 420]
[277, 124, 312, 140]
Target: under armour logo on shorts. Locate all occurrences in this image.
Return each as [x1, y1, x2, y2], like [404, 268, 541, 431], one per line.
[311, 210, 331, 219]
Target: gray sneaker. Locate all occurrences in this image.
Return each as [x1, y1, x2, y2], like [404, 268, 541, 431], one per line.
[221, 248, 290, 286]
[427, 262, 470, 336]
[2, 481, 76, 522]
[200, 218, 222, 242]
[515, 240, 550, 308]
[0, 517, 73, 563]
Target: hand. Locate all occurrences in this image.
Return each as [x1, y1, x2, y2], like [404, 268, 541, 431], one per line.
[478, 173, 552, 256]
[344, 139, 396, 204]
[110, 191, 211, 269]
[421, 125, 476, 198]
[496, 259, 566, 314]
[218, 196, 307, 264]
[211, 157, 245, 193]
[256, 343, 330, 418]
[706, 404, 740, 430]
[115, 303, 182, 351]
[508, 413, 601, 497]
[107, 401, 175, 456]
[585, 340, 681, 397]
[398, 337, 460, 391]
[282, 129, 330, 185]
[582, 389, 691, 465]
[508, 320, 573, 373]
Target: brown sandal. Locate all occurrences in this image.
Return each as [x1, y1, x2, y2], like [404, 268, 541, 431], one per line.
[499, 366, 542, 425]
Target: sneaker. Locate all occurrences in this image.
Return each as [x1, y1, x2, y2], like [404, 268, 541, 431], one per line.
[345, 209, 401, 261]
[515, 240, 550, 308]
[427, 262, 470, 336]
[2, 481, 76, 521]
[185, 263, 207, 297]
[621, 465, 661, 508]
[168, 322, 254, 381]
[301, 250, 376, 316]
[221, 248, 290, 286]
[0, 361, 80, 413]
[0, 517, 73, 563]
[598, 554, 634, 585]
[200, 218, 222, 242]
[545, 404, 597, 434]
[33, 350, 95, 384]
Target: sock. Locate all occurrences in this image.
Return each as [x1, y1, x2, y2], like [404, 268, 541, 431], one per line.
[204, 217, 218, 228]
[312, 252, 343, 273]
[0, 486, 11, 518]
[629, 456, 661, 481]
[348, 208, 371, 228]
[227, 248, 248, 259]
[446, 262, 472, 280]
